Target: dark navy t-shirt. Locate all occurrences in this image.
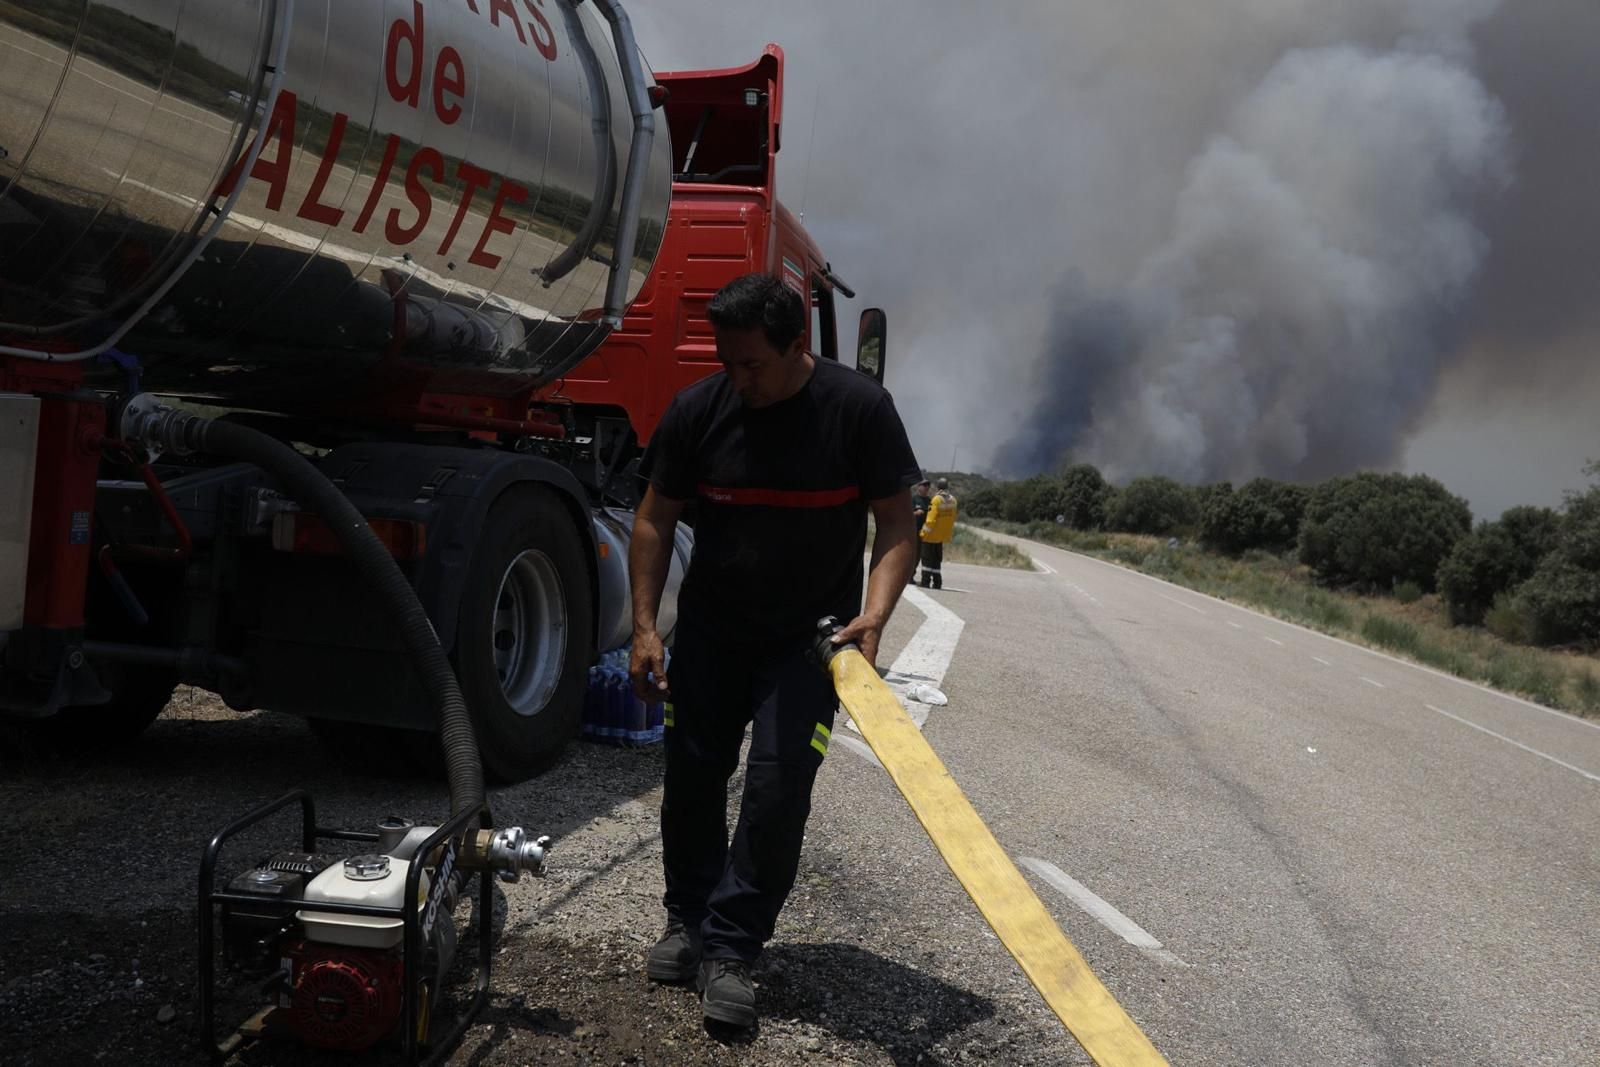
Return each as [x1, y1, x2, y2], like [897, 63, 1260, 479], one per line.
[642, 358, 922, 647]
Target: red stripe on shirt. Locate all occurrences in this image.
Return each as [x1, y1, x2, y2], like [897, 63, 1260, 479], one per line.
[697, 484, 861, 508]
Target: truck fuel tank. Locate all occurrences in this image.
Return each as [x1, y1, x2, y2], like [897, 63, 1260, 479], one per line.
[0, 0, 671, 414]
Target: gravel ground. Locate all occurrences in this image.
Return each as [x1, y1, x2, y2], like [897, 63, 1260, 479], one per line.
[0, 680, 1073, 1066]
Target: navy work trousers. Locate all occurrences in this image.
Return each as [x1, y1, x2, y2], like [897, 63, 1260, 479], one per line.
[660, 627, 837, 964]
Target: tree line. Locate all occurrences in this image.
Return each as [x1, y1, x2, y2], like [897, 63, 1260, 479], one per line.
[960, 463, 1600, 650]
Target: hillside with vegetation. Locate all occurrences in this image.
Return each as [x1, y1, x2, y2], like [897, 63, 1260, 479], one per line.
[936, 463, 1600, 717]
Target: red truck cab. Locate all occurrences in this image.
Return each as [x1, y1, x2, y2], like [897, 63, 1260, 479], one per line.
[541, 45, 878, 446]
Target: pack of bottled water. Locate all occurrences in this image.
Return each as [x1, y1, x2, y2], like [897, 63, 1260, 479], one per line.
[581, 646, 668, 746]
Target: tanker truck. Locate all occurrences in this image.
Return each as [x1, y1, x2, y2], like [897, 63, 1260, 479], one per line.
[0, 0, 888, 783]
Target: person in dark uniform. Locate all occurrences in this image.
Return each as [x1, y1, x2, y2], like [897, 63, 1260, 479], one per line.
[628, 273, 921, 1030]
[910, 478, 932, 584]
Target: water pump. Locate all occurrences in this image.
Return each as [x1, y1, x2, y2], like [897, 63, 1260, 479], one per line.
[201, 793, 551, 1062]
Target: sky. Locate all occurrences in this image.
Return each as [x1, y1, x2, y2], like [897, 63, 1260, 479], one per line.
[625, 0, 1599, 520]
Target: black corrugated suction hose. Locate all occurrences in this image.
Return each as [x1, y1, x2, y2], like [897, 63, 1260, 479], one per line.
[176, 416, 485, 818]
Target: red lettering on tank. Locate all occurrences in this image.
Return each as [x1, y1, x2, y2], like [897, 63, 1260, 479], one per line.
[215, 89, 297, 210]
[434, 47, 466, 125]
[386, 147, 444, 246]
[438, 162, 495, 256]
[524, 0, 557, 61]
[470, 179, 528, 269]
[385, 2, 425, 109]
[487, 0, 528, 45]
[295, 111, 349, 227]
[352, 134, 401, 235]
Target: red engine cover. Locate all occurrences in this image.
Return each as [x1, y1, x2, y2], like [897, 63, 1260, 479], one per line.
[285, 942, 405, 1051]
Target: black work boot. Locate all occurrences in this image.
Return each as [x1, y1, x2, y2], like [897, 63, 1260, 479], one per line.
[698, 958, 757, 1028]
[646, 920, 702, 983]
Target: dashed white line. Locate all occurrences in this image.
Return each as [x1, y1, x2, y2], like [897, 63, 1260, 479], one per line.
[1018, 857, 1188, 967]
[1359, 677, 1386, 689]
[1065, 581, 1102, 606]
[1033, 557, 1058, 575]
[1312, 657, 1333, 667]
[1227, 621, 1244, 630]
[1424, 705, 1600, 783]
[1263, 636, 1284, 647]
[1157, 592, 1207, 616]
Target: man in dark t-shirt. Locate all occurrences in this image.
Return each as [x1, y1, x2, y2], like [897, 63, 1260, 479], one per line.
[629, 273, 921, 1030]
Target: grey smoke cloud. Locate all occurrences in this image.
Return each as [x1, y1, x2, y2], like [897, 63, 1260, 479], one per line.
[1014, 40, 1511, 483]
[625, 0, 1594, 491]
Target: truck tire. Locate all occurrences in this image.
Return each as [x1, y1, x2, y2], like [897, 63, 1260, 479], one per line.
[454, 485, 594, 782]
[34, 666, 176, 750]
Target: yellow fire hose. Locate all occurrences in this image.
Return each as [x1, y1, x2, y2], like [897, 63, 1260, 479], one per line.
[817, 621, 1168, 1067]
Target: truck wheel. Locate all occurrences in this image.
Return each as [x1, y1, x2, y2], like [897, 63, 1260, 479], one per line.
[34, 666, 176, 750]
[454, 485, 594, 782]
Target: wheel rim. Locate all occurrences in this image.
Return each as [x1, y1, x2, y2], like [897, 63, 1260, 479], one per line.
[491, 550, 568, 715]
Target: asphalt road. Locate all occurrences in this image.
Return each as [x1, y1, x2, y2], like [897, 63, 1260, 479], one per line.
[3, 537, 1597, 1065]
[882, 533, 1600, 1065]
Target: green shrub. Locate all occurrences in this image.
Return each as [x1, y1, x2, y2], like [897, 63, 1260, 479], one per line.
[1484, 592, 1531, 644]
[1056, 464, 1112, 529]
[1575, 670, 1600, 713]
[1200, 478, 1310, 555]
[1299, 472, 1472, 592]
[1361, 614, 1422, 656]
[1515, 484, 1600, 646]
[1437, 506, 1561, 626]
[1106, 476, 1197, 536]
[1394, 580, 1423, 605]
[963, 484, 1005, 520]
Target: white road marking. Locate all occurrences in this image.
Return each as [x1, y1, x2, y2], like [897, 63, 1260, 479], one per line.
[1065, 581, 1103, 606]
[844, 587, 963, 745]
[833, 734, 883, 769]
[1227, 621, 1244, 630]
[1033, 557, 1058, 575]
[1360, 677, 1386, 689]
[1157, 592, 1207, 615]
[1263, 636, 1285, 647]
[1018, 857, 1188, 967]
[1424, 705, 1600, 783]
[1312, 657, 1333, 667]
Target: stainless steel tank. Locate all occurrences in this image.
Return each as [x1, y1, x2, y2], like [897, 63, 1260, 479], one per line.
[0, 0, 671, 413]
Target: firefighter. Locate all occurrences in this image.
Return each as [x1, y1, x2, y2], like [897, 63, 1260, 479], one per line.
[628, 273, 922, 1030]
[918, 478, 957, 589]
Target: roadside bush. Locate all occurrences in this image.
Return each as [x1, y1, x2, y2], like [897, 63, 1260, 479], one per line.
[1514, 480, 1600, 646]
[1105, 476, 1197, 536]
[1057, 464, 1112, 529]
[1576, 670, 1600, 713]
[1484, 591, 1531, 644]
[1202, 478, 1310, 555]
[1361, 614, 1422, 656]
[1436, 506, 1561, 626]
[1298, 472, 1471, 591]
[1394, 580, 1423, 604]
[998, 475, 1062, 524]
[964, 484, 1005, 520]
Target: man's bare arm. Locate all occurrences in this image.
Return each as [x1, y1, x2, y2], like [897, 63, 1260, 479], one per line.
[833, 489, 918, 666]
[629, 486, 687, 700]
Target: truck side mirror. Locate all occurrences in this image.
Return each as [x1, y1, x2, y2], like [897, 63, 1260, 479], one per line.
[856, 308, 886, 383]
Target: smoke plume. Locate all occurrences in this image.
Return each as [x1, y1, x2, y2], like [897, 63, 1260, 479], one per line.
[1003, 39, 1510, 483]
[625, 1, 1593, 506]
